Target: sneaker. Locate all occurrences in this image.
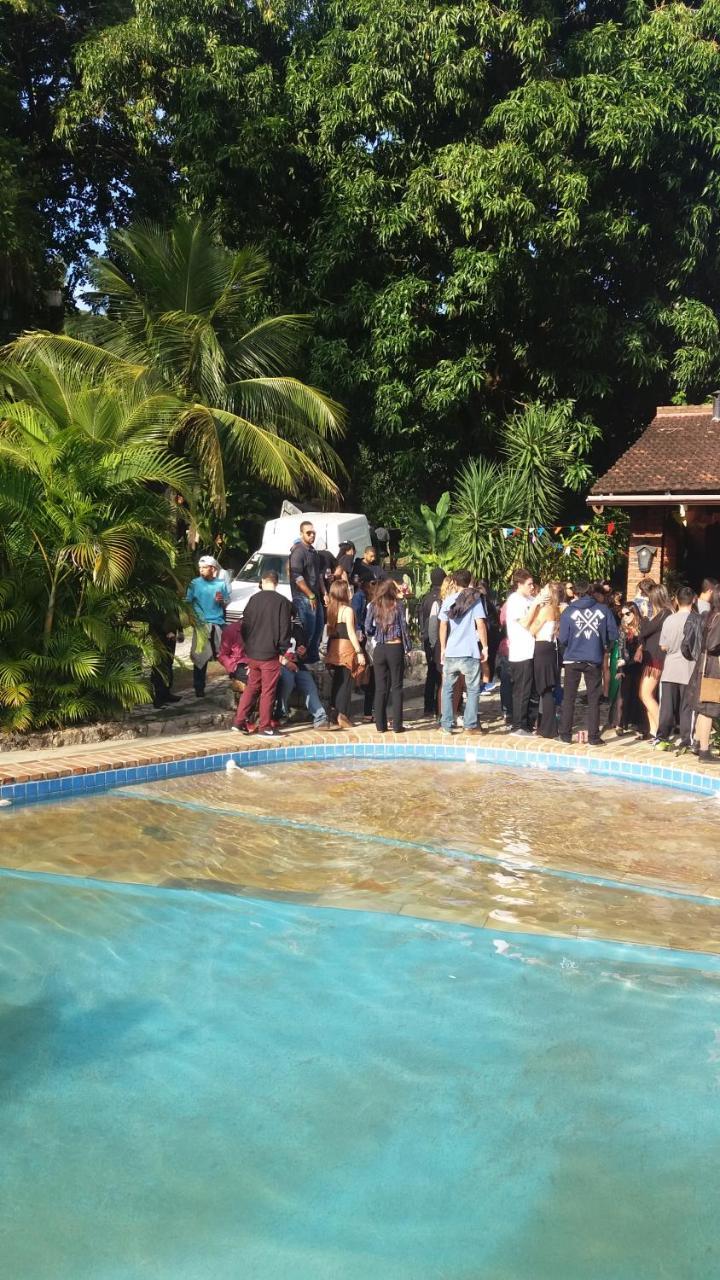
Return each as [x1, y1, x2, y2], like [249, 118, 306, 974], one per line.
[259, 726, 281, 738]
[462, 725, 484, 735]
[654, 739, 673, 751]
[439, 725, 457, 735]
[480, 681, 499, 695]
[587, 738, 605, 748]
[559, 735, 572, 744]
[232, 722, 251, 735]
[697, 750, 717, 764]
[313, 718, 330, 731]
[509, 728, 532, 737]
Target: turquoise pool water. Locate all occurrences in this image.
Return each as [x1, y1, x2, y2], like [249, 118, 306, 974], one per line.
[1, 863, 720, 1278]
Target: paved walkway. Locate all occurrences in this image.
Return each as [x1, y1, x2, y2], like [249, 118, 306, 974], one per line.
[1, 697, 716, 785]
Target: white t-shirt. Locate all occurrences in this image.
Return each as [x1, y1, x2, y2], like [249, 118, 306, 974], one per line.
[506, 591, 536, 661]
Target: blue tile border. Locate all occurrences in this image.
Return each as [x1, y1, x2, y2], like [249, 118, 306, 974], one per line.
[1, 741, 720, 808]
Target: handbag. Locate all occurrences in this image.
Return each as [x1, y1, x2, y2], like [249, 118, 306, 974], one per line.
[699, 651, 720, 703]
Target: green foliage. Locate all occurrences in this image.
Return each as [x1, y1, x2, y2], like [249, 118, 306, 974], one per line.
[7, 0, 720, 513]
[72, 216, 347, 507]
[405, 491, 454, 565]
[0, 342, 193, 731]
[400, 403, 626, 588]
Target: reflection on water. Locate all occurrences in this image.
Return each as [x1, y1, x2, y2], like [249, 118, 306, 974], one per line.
[0, 878, 719, 1280]
[2, 764, 720, 1277]
[1, 761, 719, 952]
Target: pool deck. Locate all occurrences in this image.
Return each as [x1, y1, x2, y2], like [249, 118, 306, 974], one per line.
[1, 702, 717, 788]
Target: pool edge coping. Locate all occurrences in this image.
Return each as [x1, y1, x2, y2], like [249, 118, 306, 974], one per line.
[1, 739, 719, 806]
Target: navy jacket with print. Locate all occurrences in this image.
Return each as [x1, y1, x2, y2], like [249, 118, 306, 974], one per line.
[558, 595, 619, 665]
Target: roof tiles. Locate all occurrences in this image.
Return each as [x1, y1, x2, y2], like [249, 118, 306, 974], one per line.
[591, 405, 720, 496]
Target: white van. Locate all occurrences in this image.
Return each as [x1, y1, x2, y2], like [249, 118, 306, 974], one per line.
[225, 512, 372, 620]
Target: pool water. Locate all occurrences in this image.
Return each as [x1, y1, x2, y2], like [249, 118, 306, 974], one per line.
[1, 761, 719, 1278]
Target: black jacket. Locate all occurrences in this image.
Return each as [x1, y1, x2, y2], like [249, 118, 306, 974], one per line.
[289, 541, 322, 596]
[241, 590, 292, 661]
[417, 587, 441, 642]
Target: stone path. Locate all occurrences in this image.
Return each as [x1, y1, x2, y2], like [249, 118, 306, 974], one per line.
[1, 695, 716, 786]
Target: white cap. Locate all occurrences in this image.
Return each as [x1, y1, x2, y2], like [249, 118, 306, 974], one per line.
[198, 555, 220, 570]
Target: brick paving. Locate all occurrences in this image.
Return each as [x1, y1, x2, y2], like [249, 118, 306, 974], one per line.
[1, 702, 717, 786]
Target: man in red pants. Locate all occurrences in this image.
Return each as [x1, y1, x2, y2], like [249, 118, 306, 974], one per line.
[232, 571, 293, 738]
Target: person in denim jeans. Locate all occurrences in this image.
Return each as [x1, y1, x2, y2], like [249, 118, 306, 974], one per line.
[289, 521, 325, 663]
[438, 570, 489, 734]
[276, 614, 329, 729]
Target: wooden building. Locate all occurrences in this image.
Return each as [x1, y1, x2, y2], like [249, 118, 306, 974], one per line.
[588, 398, 720, 598]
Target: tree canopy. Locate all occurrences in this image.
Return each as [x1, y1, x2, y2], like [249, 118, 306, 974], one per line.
[4, 0, 720, 517]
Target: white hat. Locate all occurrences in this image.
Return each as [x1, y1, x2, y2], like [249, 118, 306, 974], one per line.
[198, 555, 220, 570]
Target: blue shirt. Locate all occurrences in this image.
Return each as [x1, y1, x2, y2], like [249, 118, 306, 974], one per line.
[351, 587, 368, 633]
[185, 576, 230, 626]
[439, 592, 486, 659]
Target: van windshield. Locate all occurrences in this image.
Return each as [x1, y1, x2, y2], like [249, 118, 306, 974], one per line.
[234, 552, 290, 585]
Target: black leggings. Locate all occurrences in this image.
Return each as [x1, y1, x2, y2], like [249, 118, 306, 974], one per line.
[533, 641, 558, 739]
[330, 665, 354, 718]
[373, 642, 404, 731]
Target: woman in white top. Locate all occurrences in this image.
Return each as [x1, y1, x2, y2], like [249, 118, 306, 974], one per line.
[525, 581, 563, 738]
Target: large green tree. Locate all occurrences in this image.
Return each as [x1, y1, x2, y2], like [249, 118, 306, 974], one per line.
[0, 0, 168, 338]
[26, 0, 720, 514]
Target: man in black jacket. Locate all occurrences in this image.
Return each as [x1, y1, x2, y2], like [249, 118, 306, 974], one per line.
[417, 567, 446, 715]
[232, 571, 292, 737]
[289, 520, 325, 663]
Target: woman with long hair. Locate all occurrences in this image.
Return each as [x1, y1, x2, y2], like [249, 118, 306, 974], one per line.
[526, 580, 562, 738]
[608, 601, 644, 734]
[351, 574, 376, 723]
[366, 578, 411, 733]
[687, 584, 720, 762]
[638, 584, 673, 740]
[325, 579, 366, 729]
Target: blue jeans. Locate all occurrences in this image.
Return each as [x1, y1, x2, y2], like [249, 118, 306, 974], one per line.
[277, 666, 327, 724]
[441, 655, 482, 731]
[292, 594, 324, 664]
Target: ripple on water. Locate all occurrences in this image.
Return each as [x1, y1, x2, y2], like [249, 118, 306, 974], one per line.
[1, 760, 719, 952]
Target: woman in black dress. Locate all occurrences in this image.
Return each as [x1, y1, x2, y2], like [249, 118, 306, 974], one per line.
[687, 584, 720, 763]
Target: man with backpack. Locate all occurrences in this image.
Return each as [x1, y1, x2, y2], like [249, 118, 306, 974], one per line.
[656, 590, 702, 752]
[417, 568, 446, 716]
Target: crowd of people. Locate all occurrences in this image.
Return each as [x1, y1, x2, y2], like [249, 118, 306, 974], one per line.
[179, 523, 720, 761]
[417, 569, 720, 762]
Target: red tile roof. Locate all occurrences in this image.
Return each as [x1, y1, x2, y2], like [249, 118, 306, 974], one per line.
[590, 404, 720, 497]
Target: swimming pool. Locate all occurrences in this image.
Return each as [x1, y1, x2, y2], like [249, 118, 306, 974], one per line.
[1, 759, 719, 1278]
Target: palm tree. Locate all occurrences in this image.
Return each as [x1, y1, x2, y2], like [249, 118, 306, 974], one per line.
[0, 346, 193, 729]
[66, 215, 347, 508]
[449, 401, 602, 583]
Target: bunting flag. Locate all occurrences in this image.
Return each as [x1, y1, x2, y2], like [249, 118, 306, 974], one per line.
[500, 521, 618, 541]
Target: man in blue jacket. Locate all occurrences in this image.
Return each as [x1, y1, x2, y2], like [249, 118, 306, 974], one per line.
[558, 577, 618, 745]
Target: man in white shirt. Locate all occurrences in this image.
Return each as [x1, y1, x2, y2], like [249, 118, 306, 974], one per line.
[505, 568, 536, 734]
